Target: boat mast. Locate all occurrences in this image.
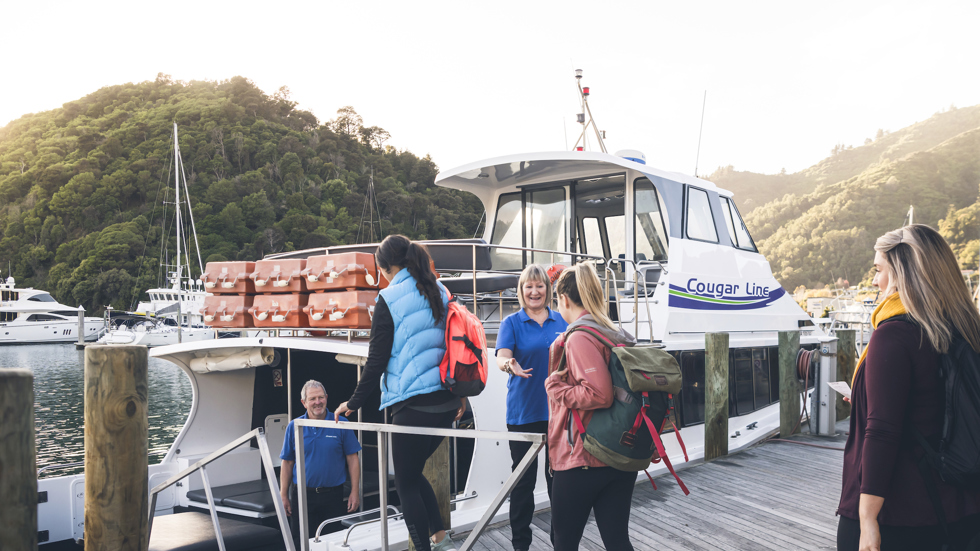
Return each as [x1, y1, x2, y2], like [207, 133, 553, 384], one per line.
[572, 69, 608, 153]
[174, 122, 183, 344]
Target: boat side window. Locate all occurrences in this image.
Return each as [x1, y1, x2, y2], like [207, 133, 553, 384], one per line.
[27, 293, 57, 303]
[727, 347, 778, 416]
[53, 310, 79, 317]
[0, 312, 15, 322]
[685, 187, 718, 242]
[634, 178, 669, 261]
[489, 192, 524, 271]
[525, 187, 567, 265]
[677, 350, 706, 426]
[720, 196, 757, 251]
[26, 314, 60, 322]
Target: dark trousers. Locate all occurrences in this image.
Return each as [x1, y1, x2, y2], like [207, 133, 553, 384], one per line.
[551, 466, 635, 551]
[391, 407, 456, 551]
[837, 514, 980, 551]
[288, 483, 345, 547]
[507, 421, 552, 551]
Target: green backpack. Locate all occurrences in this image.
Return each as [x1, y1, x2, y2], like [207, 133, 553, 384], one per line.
[559, 326, 690, 494]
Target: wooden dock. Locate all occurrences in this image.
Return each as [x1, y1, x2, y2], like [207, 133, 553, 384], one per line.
[464, 422, 847, 551]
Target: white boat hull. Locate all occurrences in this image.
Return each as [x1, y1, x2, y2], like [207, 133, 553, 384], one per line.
[98, 327, 215, 347]
[0, 318, 103, 344]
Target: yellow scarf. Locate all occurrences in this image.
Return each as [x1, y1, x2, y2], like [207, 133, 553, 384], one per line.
[851, 293, 907, 385]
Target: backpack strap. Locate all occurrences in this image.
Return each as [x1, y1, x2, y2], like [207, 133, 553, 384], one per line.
[640, 391, 690, 495]
[564, 326, 625, 349]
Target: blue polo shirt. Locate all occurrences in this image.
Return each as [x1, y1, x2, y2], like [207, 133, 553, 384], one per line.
[280, 412, 362, 488]
[496, 308, 568, 425]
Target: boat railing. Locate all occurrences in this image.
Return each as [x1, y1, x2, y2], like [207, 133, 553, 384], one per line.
[147, 427, 294, 551]
[410, 241, 664, 343]
[234, 242, 664, 343]
[293, 418, 546, 551]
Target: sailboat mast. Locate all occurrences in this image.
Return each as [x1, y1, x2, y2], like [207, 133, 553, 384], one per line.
[174, 122, 183, 343]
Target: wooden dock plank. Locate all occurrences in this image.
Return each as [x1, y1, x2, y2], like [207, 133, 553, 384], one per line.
[461, 423, 848, 550]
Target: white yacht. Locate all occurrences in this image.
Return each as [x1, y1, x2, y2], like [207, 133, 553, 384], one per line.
[37, 75, 828, 550]
[0, 275, 103, 344]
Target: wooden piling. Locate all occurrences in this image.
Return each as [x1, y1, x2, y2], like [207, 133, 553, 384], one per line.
[408, 438, 451, 550]
[84, 345, 149, 551]
[705, 332, 729, 461]
[779, 331, 802, 438]
[836, 329, 857, 422]
[0, 369, 36, 551]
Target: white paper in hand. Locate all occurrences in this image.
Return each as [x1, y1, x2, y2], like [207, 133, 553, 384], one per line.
[828, 381, 852, 400]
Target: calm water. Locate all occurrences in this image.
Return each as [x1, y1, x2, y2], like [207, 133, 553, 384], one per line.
[0, 344, 193, 479]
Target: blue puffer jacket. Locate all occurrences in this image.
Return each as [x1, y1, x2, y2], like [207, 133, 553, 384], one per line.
[378, 268, 450, 409]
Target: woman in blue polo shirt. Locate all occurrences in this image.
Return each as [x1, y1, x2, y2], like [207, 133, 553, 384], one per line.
[495, 264, 567, 551]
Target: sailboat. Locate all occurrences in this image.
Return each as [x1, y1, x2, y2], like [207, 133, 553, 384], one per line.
[97, 123, 214, 347]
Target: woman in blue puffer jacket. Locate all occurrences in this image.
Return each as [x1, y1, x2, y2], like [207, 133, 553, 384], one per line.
[337, 234, 462, 551]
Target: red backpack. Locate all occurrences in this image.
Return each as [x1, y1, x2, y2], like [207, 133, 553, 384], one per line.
[439, 292, 488, 396]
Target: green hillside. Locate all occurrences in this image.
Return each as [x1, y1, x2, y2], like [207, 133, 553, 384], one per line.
[710, 104, 980, 215]
[748, 127, 980, 290]
[0, 75, 483, 313]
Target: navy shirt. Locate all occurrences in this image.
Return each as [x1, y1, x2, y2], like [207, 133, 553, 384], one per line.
[496, 308, 568, 425]
[280, 412, 362, 488]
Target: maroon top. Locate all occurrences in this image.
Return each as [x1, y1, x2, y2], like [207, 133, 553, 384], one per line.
[838, 320, 980, 525]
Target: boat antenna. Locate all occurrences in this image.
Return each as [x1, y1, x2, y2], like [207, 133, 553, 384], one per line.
[694, 90, 707, 177]
[571, 69, 608, 153]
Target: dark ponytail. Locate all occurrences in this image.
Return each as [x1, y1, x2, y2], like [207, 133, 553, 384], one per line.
[376, 235, 445, 321]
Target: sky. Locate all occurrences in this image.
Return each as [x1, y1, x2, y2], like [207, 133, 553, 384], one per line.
[2, 1, 977, 178]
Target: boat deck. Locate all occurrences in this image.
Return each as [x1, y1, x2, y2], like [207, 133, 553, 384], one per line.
[466, 421, 848, 551]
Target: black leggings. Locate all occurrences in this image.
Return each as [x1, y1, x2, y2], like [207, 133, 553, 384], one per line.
[507, 421, 552, 550]
[391, 407, 456, 551]
[551, 466, 636, 551]
[837, 514, 980, 551]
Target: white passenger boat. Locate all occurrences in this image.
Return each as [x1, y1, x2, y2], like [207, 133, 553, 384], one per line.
[37, 77, 827, 550]
[0, 275, 103, 344]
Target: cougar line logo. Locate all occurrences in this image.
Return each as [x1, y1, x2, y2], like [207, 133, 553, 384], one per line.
[668, 278, 786, 311]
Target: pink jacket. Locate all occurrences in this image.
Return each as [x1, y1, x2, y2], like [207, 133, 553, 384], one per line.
[545, 317, 618, 471]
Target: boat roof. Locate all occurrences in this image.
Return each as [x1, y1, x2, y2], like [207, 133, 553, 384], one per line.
[435, 151, 728, 205]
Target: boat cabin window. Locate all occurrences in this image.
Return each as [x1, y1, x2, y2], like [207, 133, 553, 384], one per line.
[27, 293, 57, 303]
[574, 174, 626, 276]
[53, 310, 79, 317]
[1, 291, 18, 301]
[685, 187, 718, 242]
[26, 314, 61, 322]
[526, 187, 567, 265]
[634, 178, 669, 261]
[581, 218, 603, 257]
[489, 192, 524, 271]
[0, 312, 16, 322]
[720, 197, 756, 251]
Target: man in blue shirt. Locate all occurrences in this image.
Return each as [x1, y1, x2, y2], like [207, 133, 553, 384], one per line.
[280, 379, 361, 544]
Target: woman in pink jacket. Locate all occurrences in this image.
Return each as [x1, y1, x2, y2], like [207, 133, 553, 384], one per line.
[546, 262, 637, 551]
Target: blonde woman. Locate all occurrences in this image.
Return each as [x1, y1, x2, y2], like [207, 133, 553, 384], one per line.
[546, 262, 637, 551]
[837, 225, 980, 551]
[495, 264, 567, 551]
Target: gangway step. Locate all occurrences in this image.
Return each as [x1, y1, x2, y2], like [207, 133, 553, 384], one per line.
[149, 512, 284, 551]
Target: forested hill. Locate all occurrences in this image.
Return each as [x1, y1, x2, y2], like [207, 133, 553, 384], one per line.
[0, 75, 483, 313]
[744, 125, 980, 290]
[710, 104, 980, 215]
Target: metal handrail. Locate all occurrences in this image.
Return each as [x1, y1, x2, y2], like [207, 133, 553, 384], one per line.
[329, 491, 479, 546]
[294, 418, 546, 551]
[147, 428, 295, 551]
